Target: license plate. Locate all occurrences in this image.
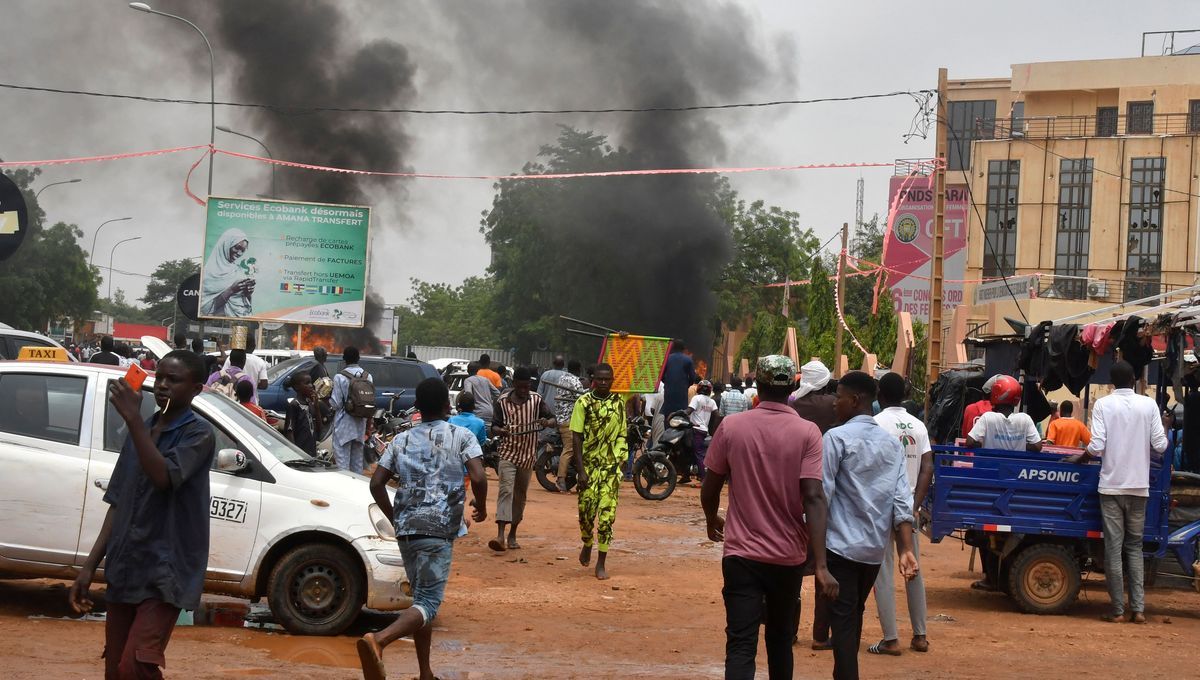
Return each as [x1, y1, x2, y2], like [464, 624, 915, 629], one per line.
[210, 496, 248, 524]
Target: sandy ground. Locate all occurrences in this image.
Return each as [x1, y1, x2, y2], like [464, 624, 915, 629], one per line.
[4, 478, 1200, 679]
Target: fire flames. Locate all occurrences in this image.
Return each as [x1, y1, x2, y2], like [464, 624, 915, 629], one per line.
[291, 327, 344, 352]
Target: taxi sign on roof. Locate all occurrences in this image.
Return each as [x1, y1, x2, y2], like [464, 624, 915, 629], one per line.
[17, 346, 70, 362]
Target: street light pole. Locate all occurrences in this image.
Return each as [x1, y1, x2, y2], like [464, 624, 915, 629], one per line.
[88, 217, 133, 271]
[34, 178, 82, 200]
[217, 126, 275, 199]
[107, 236, 143, 309]
[129, 3, 215, 197]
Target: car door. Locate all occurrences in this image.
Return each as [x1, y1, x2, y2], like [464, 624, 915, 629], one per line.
[0, 369, 93, 564]
[79, 387, 263, 582]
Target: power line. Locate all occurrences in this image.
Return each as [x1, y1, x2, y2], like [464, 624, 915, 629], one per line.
[0, 81, 934, 116]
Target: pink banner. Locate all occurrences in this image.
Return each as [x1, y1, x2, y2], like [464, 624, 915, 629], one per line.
[882, 175, 968, 322]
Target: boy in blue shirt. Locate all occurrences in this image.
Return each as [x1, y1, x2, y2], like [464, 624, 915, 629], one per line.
[449, 392, 488, 446]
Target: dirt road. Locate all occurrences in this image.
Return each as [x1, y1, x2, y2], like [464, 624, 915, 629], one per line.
[3, 480, 1200, 679]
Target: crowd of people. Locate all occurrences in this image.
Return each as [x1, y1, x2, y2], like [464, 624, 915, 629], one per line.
[57, 330, 1173, 680]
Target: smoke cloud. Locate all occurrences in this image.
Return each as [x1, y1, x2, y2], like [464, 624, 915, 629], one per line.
[433, 1, 794, 354]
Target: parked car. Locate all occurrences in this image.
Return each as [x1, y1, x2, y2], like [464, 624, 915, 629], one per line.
[0, 359, 411, 635]
[0, 327, 75, 361]
[259, 354, 439, 415]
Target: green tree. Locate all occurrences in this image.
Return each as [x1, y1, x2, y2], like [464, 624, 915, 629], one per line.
[805, 256, 837, 367]
[99, 288, 155, 324]
[140, 259, 200, 325]
[0, 167, 98, 330]
[395, 276, 499, 348]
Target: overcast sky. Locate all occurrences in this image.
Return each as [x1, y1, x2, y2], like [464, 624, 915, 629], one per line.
[2, 1, 1195, 311]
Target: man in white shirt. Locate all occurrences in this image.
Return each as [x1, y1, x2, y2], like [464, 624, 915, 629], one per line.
[869, 373, 933, 656]
[1068, 360, 1167, 623]
[686, 381, 718, 483]
[965, 375, 1042, 452]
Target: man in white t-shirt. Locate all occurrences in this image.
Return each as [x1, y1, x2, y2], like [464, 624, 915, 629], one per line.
[1068, 360, 1167, 623]
[870, 373, 932, 656]
[965, 375, 1042, 452]
[686, 381, 718, 483]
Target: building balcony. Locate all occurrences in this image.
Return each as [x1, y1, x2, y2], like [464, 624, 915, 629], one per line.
[977, 112, 1200, 141]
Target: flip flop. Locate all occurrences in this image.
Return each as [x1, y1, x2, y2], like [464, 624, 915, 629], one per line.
[868, 640, 902, 656]
[487, 539, 507, 552]
[356, 635, 386, 680]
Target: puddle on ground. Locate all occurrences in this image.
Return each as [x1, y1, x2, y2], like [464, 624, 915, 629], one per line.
[244, 632, 469, 670]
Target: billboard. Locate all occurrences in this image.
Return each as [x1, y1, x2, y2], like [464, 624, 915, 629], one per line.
[200, 197, 370, 327]
[882, 175, 968, 322]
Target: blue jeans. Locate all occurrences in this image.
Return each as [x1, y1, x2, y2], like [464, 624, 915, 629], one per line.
[692, 428, 709, 480]
[1100, 494, 1147, 615]
[397, 535, 454, 625]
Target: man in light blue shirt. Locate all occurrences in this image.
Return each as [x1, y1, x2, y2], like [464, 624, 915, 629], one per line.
[822, 371, 918, 680]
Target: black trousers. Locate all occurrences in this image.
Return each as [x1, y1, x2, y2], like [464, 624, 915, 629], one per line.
[827, 550, 881, 680]
[722, 556, 803, 680]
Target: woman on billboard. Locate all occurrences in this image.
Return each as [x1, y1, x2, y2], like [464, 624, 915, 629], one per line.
[201, 227, 257, 317]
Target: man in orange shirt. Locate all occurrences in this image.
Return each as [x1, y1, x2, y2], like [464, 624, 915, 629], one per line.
[1045, 400, 1091, 448]
[477, 353, 503, 389]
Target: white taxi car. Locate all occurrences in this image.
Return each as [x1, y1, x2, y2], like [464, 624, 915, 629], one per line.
[0, 356, 410, 635]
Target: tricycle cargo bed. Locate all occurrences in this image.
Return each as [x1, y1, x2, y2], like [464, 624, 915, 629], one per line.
[926, 446, 1171, 551]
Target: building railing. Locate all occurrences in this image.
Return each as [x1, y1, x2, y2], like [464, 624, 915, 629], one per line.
[975, 112, 1200, 141]
[1034, 273, 1194, 305]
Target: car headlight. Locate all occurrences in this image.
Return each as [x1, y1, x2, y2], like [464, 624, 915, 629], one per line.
[369, 504, 396, 539]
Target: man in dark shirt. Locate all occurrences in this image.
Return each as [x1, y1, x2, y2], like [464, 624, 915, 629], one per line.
[285, 371, 323, 456]
[310, 345, 330, 382]
[173, 333, 188, 351]
[70, 350, 215, 679]
[90, 335, 122, 366]
[660, 340, 699, 416]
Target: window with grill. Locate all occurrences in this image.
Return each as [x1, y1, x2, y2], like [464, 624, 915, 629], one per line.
[1096, 107, 1117, 137]
[1190, 100, 1200, 134]
[1125, 157, 1165, 301]
[984, 160, 1020, 279]
[1126, 101, 1154, 135]
[1053, 159, 1093, 299]
[947, 100, 997, 171]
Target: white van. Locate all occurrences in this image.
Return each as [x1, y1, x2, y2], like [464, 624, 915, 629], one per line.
[0, 359, 410, 635]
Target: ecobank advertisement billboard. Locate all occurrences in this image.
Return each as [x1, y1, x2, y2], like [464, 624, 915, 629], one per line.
[200, 197, 370, 327]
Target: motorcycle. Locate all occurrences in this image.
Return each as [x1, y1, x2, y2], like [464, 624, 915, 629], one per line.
[632, 409, 693, 501]
[534, 427, 578, 492]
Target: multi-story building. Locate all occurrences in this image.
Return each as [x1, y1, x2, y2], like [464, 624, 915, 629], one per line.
[953, 43, 1200, 337]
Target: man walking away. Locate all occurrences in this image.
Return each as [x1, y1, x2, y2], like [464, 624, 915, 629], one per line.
[571, 364, 628, 580]
[686, 380, 718, 483]
[490, 367, 555, 552]
[719, 377, 750, 417]
[477, 353, 503, 389]
[869, 372, 933, 657]
[791, 360, 837, 433]
[965, 375, 1042, 452]
[359, 378, 488, 680]
[553, 359, 587, 493]
[1067, 360, 1167, 623]
[463, 362, 500, 426]
[331, 346, 373, 474]
[449, 392, 488, 447]
[173, 333, 188, 351]
[659, 339, 698, 427]
[701, 355, 835, 680]
[1045, 400, 1091, 448]
[824, 371, 919, 680]
[91, 335, 122, 366]
[310, 346, 330, 382]
[537, 355, 567, 415]
[70, 350, 215, 679]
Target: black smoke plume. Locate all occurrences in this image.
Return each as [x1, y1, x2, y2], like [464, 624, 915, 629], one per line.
[435, 1, 791, 357]
[168, 0, 416, 353]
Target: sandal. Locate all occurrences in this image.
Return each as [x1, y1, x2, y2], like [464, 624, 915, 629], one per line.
[868, 640, 902, 656]
[487, 539, 507, 552]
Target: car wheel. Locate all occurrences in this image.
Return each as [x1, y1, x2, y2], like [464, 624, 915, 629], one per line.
[268, 543, 365, 635]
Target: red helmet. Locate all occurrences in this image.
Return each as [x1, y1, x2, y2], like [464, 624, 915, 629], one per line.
[989, 375, 1022, 406]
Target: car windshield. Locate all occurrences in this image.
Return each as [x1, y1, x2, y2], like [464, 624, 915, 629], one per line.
[266, 356, 310, 382]
[196, 392, 313, 464]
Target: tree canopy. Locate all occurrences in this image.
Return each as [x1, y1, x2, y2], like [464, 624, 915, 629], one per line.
[140, 258, 200, 325]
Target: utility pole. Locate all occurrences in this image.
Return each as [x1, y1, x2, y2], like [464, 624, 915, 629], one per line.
[928, 67, 949, 388]
[833, 221, 849, 376]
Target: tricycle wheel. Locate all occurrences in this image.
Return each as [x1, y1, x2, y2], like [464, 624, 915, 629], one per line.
[1008, 543, 1081, 615]
[1143, 556, 1160, 588]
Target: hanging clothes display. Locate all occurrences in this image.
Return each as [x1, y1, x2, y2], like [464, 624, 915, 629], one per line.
[1042, 324, 1093, 396]
[1113, 316, 1153, 375]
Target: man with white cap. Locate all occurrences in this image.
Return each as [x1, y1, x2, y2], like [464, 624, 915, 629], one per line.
[791, 360, 838, 434]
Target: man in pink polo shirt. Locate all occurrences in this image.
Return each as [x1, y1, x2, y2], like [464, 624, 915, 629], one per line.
[701, 355, 837, 680]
